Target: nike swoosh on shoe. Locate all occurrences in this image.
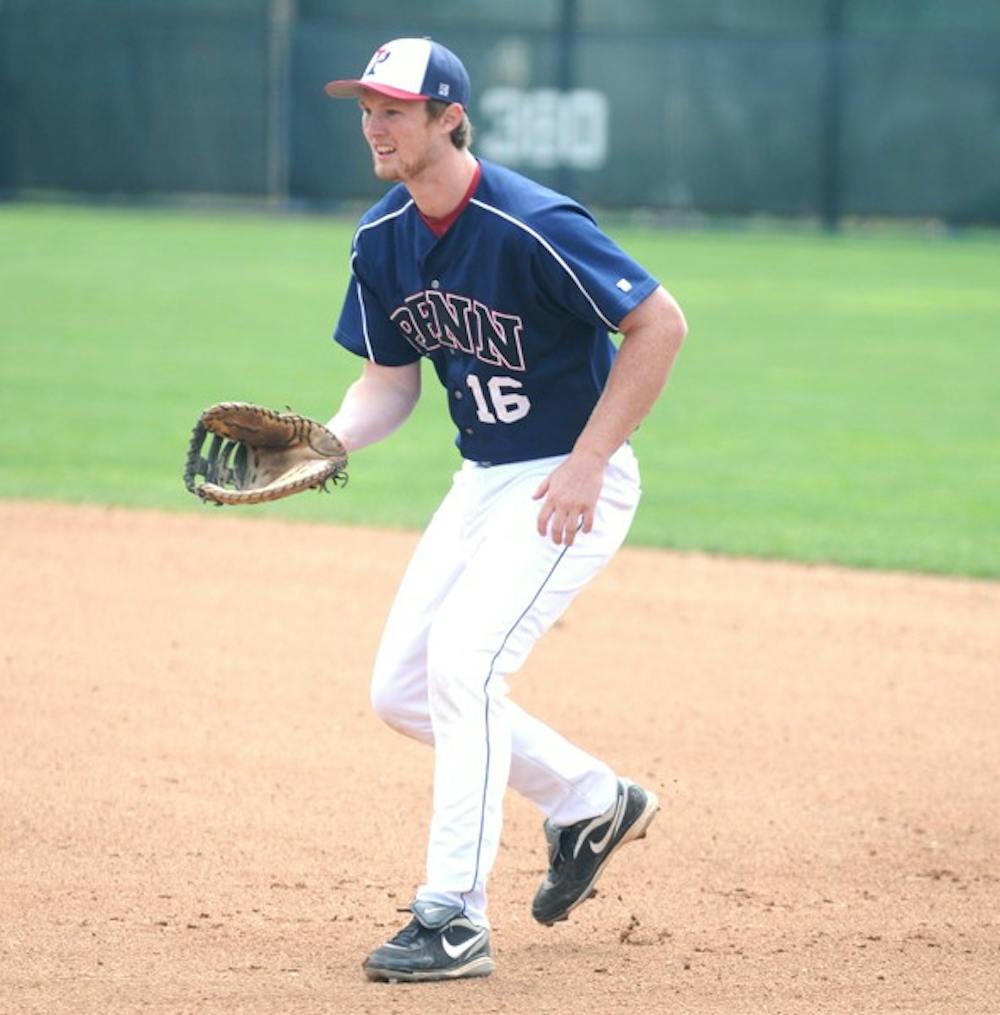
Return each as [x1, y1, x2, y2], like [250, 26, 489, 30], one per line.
[572, 793, 627, 859]
[442, 930, 487, 960]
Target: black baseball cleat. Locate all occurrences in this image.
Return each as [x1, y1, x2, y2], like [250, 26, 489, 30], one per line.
[362, 900, 494, 983]
[532, 777, 659, 926]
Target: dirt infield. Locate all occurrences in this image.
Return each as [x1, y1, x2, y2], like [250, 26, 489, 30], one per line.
[2, 501, 998, 1014]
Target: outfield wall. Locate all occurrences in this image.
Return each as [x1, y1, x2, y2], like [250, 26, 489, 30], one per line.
[2, 0, 998, 224]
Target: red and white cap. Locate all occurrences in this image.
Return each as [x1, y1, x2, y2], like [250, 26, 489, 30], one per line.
[325, 37, 471, 108]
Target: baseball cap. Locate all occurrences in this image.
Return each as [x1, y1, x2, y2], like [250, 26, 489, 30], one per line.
[324, 37, 471, 108]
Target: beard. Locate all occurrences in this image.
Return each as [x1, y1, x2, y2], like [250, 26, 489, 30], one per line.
[371, 148, 431, 184]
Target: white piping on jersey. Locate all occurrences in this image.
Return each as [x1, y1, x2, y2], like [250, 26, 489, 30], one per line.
[350, 252, 375, 361]
[469, 198, 618, 331]
[354, 199, 415, 240]
[351, 200, 415, 362]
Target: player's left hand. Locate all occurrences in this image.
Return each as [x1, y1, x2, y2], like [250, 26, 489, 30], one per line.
[532, 450, 605, 546]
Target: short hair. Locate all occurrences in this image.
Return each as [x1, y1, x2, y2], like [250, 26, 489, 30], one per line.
[426, 100, 473, 150]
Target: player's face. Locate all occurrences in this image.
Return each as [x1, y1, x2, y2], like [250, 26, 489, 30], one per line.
[359, 92, 448, 183]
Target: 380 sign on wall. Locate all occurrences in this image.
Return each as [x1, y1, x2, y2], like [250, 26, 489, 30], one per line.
[478, 88, 609, 171]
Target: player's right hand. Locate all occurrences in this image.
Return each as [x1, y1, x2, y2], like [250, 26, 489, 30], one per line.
[532, 450, 606, 547]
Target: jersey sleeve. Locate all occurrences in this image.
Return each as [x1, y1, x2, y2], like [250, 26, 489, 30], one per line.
[531, 204, 659, 332]
[333, 251, 421, 366]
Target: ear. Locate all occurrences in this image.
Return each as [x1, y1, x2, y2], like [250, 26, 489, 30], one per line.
[439, 102, 464, 132]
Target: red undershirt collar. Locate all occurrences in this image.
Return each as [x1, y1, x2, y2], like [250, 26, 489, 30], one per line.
[418, 161, 482, 238]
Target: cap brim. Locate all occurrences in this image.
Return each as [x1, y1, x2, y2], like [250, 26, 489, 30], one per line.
[324, 79, 428, 101]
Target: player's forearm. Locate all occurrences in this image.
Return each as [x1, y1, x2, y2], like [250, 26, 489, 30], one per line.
[573, 288, 687, 463]
[327, 363, 421, 453]
[571, 341, 671, 464]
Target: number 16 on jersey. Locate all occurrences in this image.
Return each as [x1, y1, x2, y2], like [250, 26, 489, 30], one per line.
[465, 375, 531, 424]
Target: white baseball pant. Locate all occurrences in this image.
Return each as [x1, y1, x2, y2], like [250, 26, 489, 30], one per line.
[369, 444, 641, 928]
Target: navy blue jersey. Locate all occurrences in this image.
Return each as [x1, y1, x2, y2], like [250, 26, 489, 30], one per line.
[333, 159, 659, 464]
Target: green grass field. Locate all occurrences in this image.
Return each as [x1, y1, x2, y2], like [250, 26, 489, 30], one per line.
[2, 203, 998, 577]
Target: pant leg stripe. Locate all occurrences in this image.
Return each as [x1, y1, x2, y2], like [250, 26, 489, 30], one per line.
[463, 542, 573, 907]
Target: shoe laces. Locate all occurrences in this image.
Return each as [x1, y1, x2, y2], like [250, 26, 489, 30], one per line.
[546, 823, 578, 872]
[385, 916, 427, 947]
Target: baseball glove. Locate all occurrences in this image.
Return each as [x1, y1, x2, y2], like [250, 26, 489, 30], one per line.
[183, 401, 348, 506]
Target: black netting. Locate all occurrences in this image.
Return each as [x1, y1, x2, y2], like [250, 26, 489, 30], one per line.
[1, 0, 997, 222]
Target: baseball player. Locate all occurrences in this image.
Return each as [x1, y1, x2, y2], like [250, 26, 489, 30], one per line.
[322, 37, 687, 982]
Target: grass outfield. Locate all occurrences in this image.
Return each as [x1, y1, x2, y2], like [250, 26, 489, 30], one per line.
[1, 202, 998, 578]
